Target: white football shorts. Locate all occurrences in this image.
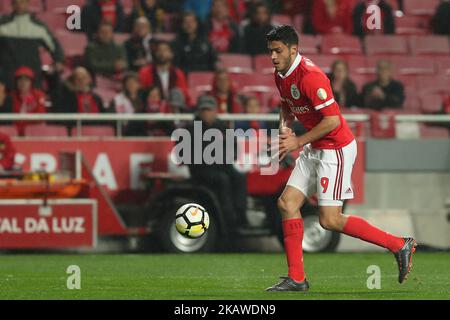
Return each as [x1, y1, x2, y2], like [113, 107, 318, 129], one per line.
[286, 139, 357, 206]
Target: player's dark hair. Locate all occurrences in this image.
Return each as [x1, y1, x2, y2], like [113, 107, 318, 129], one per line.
[266, 25, 299, 47]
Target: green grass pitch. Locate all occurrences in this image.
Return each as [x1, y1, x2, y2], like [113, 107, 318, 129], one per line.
[0, 252, 448, 300]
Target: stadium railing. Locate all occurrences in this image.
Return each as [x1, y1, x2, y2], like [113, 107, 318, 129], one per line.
[0, 114, 449, 137]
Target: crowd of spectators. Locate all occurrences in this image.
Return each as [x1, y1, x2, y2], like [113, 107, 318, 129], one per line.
[0, 0, 448, 137]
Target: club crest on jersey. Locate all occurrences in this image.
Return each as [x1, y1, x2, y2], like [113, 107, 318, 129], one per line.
[291, 84, 300, 99]
[317, 88, 327, 100]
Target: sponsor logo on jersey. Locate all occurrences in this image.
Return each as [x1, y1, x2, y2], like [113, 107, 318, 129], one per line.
[317, 88, 328, 100]
[345, 187, 353, 194]
[291, 84, 300, 99]
[291, 105, 310, 114]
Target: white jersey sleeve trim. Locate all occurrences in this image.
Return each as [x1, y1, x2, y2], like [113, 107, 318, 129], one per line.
[314, 98, 335, 111]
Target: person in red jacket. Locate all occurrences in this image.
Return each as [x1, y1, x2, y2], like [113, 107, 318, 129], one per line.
[0, 131, 16, 172]
[311, 0, 354, 34]
[10, 66, 46, 136]
[139, 40, 191, 108]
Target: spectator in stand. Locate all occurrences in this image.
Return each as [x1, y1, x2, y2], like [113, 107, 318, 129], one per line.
[139, 40, 191, 106]
[327, 60, 359, 108]
[126, 0, 165, 33]
[85, 21, 128, 78]
[81, 0, 125, 41]
[0, 0, 65, 89]
[173, 11, 218, 74]
[0, 78, 12, 113]
[353, 0, 395, 37]
[147, 88, 185, 136]
[206, 0, 242, 53]
[209, 69, 242, 113]
[111, 72, 145, 114]
[235, 96, 267, 134]
[10, 67, 47, 135]
[243, 2, 275, 56]
[144, 85, 166, 113]
[0, 131, 16, 172]
[53, 67, 107, 114]
[431, 0, 450, 35]
[110, 72, 147, 135]
[184, 0, 213, 23]
[311, 0, 353, 34]
[361, 60, 405, 111]
[125, 17, 154, 71]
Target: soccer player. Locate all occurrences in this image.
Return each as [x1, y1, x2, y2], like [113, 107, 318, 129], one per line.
[265, 25, 416, 292]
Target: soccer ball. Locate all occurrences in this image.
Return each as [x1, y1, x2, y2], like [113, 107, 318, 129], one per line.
[175, 203, 210, 239]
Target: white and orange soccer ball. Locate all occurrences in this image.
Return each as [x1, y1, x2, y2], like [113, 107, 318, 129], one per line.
[175, 203, 210, 239]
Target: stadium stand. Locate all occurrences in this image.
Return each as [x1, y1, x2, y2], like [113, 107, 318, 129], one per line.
[365, 35, 409, 56]
[23, 124, 68, 137]
[0, 126, 18, 137]
[0, 0, 447, 139]
[218, 54, 253, 74]
[321, 34, 363, 55]
[70, 126, 115, 137]
[409, 35, 450, 56]
[403, 0, 441, 17]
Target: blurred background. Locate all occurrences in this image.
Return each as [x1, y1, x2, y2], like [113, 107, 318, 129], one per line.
[0, 0, 449, 254]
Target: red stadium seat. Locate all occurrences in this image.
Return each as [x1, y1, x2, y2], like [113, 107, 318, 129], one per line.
[416, 76, 450, 95]
[348, 56, 372, 74]
[71, 126, 116, 137]
[395, 15, 429, 35]
[403, 95, 421, 112]
[36, 12, 67, 30]
[272, 14, 292, 26]
[435, 57, 450, 76]
[232, 73, 274, 88]
[218, 54, 253, 74]
[24, 124, 68, 137]
[307, 55, 339, 74]
[393, 57, 436, 75]
[55, 29, 87, 58]
[46, 0, 85, 13]
[350, 74, 375, 92]
[403, 0, 440, 16]
[420, 124, 450, 138]
[409, 35, 450, 56]
[254, 55, 274, 75]
[293, 14, 304, 33]
[420, 94, 444, 113]
[0, 126, 19, 137]
[321, 34, 363, 55]
[298, 35, 320, 55]
[188, 72, 215, 91]
[365, 35, 409, 55]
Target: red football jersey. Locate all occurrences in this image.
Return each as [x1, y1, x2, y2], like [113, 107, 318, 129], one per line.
[274, 54, 354, 149]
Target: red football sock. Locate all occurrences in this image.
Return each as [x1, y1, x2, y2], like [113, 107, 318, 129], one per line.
[282, 218, 305, 282]
[343, 215, 405, 253]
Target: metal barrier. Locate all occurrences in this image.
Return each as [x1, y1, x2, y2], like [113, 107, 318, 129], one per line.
[0, 113, 449, 137]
